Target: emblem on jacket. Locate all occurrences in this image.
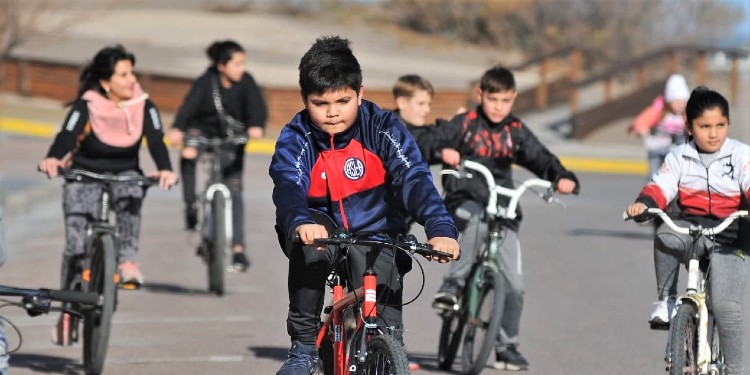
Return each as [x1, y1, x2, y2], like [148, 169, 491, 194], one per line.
[344, 157, 365, 180]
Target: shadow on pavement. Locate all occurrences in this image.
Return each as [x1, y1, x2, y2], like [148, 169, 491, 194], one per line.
[405, 351, 442, 371]
[568, 228, 653, 241]
[248, 346, 289, 361]
[9, 353, 81, 374]
[139, 282, 212, 296]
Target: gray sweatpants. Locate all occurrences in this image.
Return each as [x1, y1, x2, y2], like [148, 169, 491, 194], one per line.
[443, 200, 524, 349]
[655, 220, 749, 375]
[62, 171, 144, 262]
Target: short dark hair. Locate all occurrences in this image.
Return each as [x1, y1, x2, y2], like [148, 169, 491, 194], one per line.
[392, 74, 434, 99]
[480, 66, 515, 93]
[685, 86, 730, 127]
[298, 36, 362, 99]
[74, 45, 135, 101]
[206, 40, 244, 68]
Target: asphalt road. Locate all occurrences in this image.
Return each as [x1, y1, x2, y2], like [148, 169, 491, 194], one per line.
[2, 141, 750, 374]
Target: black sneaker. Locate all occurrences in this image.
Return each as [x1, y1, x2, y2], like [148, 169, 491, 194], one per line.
[277, 341, 318, 375]
[494, 345, 529, 371]
[185, 204, 198, 230]
[232, 251, 250, 272]
[432, 281, 459, 310]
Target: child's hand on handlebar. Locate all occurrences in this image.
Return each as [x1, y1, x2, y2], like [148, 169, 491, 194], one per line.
[296, 224, 329, 250]
[427, 237, 460, 263]
[555, 178, 577, 194]
[626, 202, 648, 218]
[441, 148, 461, 168]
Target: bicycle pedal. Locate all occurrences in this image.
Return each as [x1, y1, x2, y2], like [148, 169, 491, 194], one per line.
[432, 301, 459, 311]
[649, 321, 670, 331]
[120, 281, 141, 290]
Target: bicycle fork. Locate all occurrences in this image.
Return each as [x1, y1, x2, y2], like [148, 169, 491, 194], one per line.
[667, 258, 712, 374]
[205, 183, 233, 241]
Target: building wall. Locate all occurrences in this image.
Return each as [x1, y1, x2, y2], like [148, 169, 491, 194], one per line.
[2, 59, 474, 132]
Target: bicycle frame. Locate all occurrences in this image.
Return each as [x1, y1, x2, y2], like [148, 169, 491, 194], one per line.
[442, 160, 555, 313]
[198, 141, 234, 243]
[635, 208, 747, 375]
[313, 235, 451, 375]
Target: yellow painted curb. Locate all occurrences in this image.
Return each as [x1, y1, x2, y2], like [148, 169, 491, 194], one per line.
[1, 116, 646, 175]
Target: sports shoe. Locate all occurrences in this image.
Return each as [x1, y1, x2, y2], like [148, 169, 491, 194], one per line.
[118, 260, 144, 288]
[493, 344, 529, 371]
[185, 204, 198, 231]
[232, 250, 250, 272]
[51, 312, 78, 346]
[649, 297, 676, 329]
[276, 341, 318, 375]
[408, 360, 421, 371]
[432, 281, 459, 310]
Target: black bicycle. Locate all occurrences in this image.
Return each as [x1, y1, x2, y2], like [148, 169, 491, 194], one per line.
[56, 168, 158, 374]
[189, 135, 247, 296]
[0, 284, 101, 374]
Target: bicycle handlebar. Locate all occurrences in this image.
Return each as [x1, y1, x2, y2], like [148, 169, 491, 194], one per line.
[624, 208, 749, 237]
[303, 233, 455, 261]
[0, 284, 99, 316]
[189, 135, 249, 148]
[441, 160, 557, 219]
[62, 168, 160, 187]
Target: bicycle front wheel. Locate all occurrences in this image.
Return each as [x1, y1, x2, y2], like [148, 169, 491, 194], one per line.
[670, 303, 699, 375]
[461, 270, 504, 375]
[437, 306, 467, 370]
[349, 333, 409, 375]
[208, 190, 226, 295]
[83, 233, 117, 375]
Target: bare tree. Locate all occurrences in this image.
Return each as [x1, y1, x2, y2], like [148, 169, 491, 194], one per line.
[385, 0, 745, 68]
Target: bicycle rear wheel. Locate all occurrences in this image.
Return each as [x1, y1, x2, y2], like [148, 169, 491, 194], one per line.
[83, 233, 117, 375]
[349, 331, 408, 375]
[669, 303, 699, 375]
[208, 190, 226, 295]
[461, 270, 504, 375]
[437, 305, 467, 370]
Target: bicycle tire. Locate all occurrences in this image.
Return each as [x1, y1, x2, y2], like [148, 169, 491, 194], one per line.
[208, 190, 226, 296]
[437, 304, 467, 370]
[709, 315, 725, 375]
[83, 234, 117, 375]
[348, 331, 408, 375]
[317, 337, 334, 375]
[670, 303, 699, 375]
[461, 269, 504, 375]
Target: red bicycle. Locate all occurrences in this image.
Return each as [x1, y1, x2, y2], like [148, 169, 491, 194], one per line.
[312, 232, 452, 375]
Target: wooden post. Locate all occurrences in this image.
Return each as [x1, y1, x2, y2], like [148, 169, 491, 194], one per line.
[636, 66, 645, 90]
[536, 58, 548, 109]
[730, 54, 739, 105]
[695, 51, 707, 86]
[569, 48, 582, 113]
[604, 78, 612, 103]
[668, 50, 677, 75]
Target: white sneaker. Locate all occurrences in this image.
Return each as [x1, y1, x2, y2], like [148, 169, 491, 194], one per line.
[649, 298, 676, 328]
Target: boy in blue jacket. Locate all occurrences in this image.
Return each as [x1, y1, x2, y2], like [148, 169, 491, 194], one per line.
[269, 36, 460, 375]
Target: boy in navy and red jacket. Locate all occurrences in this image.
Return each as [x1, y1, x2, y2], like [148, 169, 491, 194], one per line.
[269, 36, 460, 375]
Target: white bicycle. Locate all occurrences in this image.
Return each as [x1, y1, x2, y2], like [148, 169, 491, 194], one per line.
[626, 208, 748, 375]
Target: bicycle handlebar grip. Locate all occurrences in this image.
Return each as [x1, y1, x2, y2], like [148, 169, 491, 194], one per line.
[45, 288, 100, 306]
